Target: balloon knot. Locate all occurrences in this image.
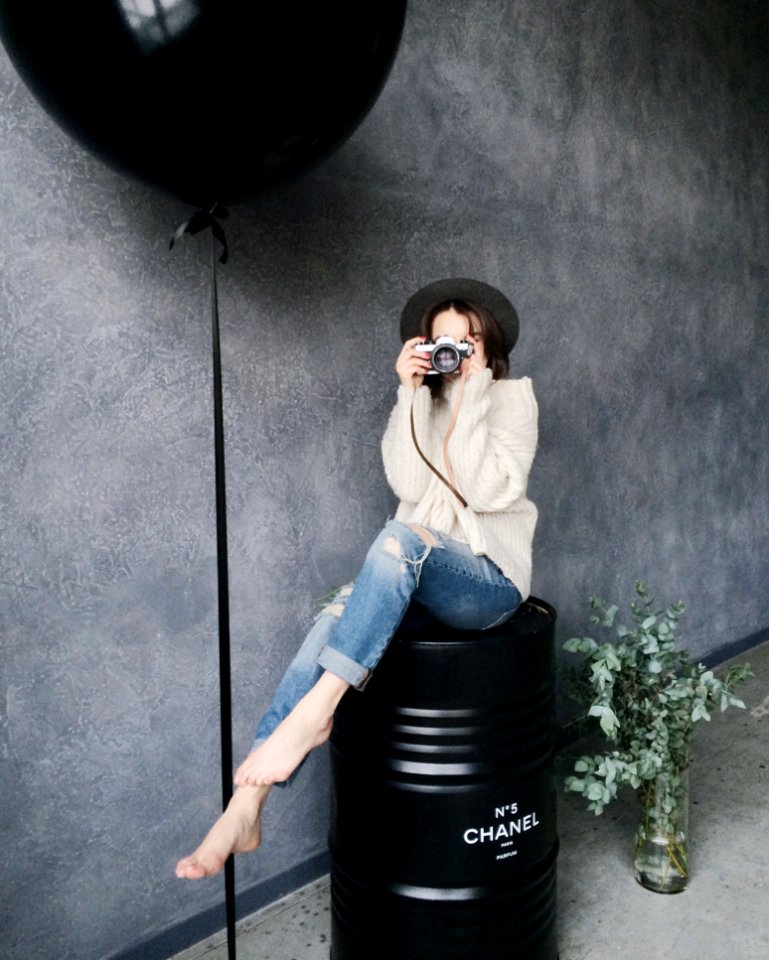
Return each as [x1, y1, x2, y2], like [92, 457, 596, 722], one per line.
[170, 202, 230, 263]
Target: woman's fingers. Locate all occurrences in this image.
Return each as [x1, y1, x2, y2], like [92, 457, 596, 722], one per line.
[462, 339, 488, 378]
[397, 337, 430, 387]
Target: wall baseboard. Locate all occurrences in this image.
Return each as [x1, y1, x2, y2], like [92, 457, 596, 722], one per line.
[701, 624, 769, 670]
[109, 849, 330, 960]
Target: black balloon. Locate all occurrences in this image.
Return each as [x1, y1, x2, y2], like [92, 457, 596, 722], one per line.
[0, 1, 407, 206]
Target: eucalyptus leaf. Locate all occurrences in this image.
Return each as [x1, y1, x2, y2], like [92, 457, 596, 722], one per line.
[562, 581, 750, 820]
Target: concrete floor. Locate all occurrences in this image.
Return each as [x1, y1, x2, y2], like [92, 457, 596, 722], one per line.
[170, 640, 769, 960]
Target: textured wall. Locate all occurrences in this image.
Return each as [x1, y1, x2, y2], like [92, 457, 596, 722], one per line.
[1, 1, 767, 958]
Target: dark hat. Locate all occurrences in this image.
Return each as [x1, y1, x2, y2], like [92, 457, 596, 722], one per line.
[400, 278, 519, 352]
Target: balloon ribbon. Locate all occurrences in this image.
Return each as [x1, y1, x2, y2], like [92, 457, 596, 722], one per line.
[171, 203, 237, 960]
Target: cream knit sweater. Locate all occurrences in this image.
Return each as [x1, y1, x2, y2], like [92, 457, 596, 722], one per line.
[380, 368, 538, 599]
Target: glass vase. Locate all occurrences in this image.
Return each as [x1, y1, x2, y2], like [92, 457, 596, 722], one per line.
[634, 767, 689, 894]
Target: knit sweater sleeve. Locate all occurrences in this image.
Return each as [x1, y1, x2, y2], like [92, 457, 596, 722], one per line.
[446, 371, 538, 512]
[381, 384, 435, 502]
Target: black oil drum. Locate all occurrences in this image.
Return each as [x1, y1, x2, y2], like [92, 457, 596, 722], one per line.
[328, 597, 557, 960]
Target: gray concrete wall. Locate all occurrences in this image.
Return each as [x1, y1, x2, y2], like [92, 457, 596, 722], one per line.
[1, 2, 767, 958]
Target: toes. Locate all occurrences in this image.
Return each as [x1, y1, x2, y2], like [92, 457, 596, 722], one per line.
[234, 749, 295, 789]
[234, 758, 258, 786]
[176, 853, 223, 879]
[245, 772, 268, 787]
[175, 857, 204, 879]
[234, 768, 255, 787]
[234, 760, 275, 788]
[234, 749, 260, 781]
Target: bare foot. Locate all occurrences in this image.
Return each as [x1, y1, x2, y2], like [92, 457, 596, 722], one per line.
[234, 672, 350, 787]
[175, 783, 271, 879]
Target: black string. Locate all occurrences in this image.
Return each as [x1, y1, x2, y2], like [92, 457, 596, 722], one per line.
[171, 205, 236, 960]
[210, 228, 237, 960]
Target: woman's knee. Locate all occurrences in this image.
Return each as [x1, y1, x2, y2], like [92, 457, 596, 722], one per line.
[317, 582, 354, 620]
[406, 523, 438, 547]
[367, 521, 436, 588]
[379, 519, 438, 555]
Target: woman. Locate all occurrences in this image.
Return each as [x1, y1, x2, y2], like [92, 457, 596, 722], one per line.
[175, 278, 538, 879]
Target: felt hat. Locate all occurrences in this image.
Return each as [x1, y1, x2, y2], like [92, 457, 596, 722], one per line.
[400, 277, 519, 352]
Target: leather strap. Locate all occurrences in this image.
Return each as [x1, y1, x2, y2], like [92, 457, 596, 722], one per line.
[409, 376, 468, 508]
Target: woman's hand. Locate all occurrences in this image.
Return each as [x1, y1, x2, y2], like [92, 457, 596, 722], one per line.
[396, 336, 432, 389]
[461, 334, 488, 379]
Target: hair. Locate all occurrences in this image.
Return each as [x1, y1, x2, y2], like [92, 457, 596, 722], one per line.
[418, 299, 509, 394]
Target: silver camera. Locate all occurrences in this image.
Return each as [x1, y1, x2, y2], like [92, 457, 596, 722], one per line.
[414, 336, 474, 375]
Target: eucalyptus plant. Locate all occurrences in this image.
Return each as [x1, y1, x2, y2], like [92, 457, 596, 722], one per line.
[563, 581, 751, 831]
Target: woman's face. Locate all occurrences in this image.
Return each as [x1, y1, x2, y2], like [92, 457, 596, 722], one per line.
[430, 307, 487, 373]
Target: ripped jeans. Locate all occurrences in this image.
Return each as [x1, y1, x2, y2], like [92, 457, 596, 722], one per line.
[252, 519, 522, 764]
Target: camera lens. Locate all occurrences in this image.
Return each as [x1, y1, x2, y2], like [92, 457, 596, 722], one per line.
[432, 344, 460, 373]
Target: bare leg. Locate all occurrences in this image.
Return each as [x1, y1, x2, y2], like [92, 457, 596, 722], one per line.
[175, 783, 271, 879]
[234, 671, 350, 787]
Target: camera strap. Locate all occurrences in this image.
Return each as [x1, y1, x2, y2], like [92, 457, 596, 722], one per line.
[409, 370, 469, 508]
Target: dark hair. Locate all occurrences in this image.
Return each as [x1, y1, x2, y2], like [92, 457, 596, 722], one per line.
[419, 299, 509, 394]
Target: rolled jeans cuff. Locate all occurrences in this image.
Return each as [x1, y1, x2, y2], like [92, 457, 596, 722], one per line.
[317, 644, 370, 690]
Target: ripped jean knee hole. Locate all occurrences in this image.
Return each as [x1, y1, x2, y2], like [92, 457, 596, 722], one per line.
[316, 581, 354, 620]
[381, 531, 433, 588]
